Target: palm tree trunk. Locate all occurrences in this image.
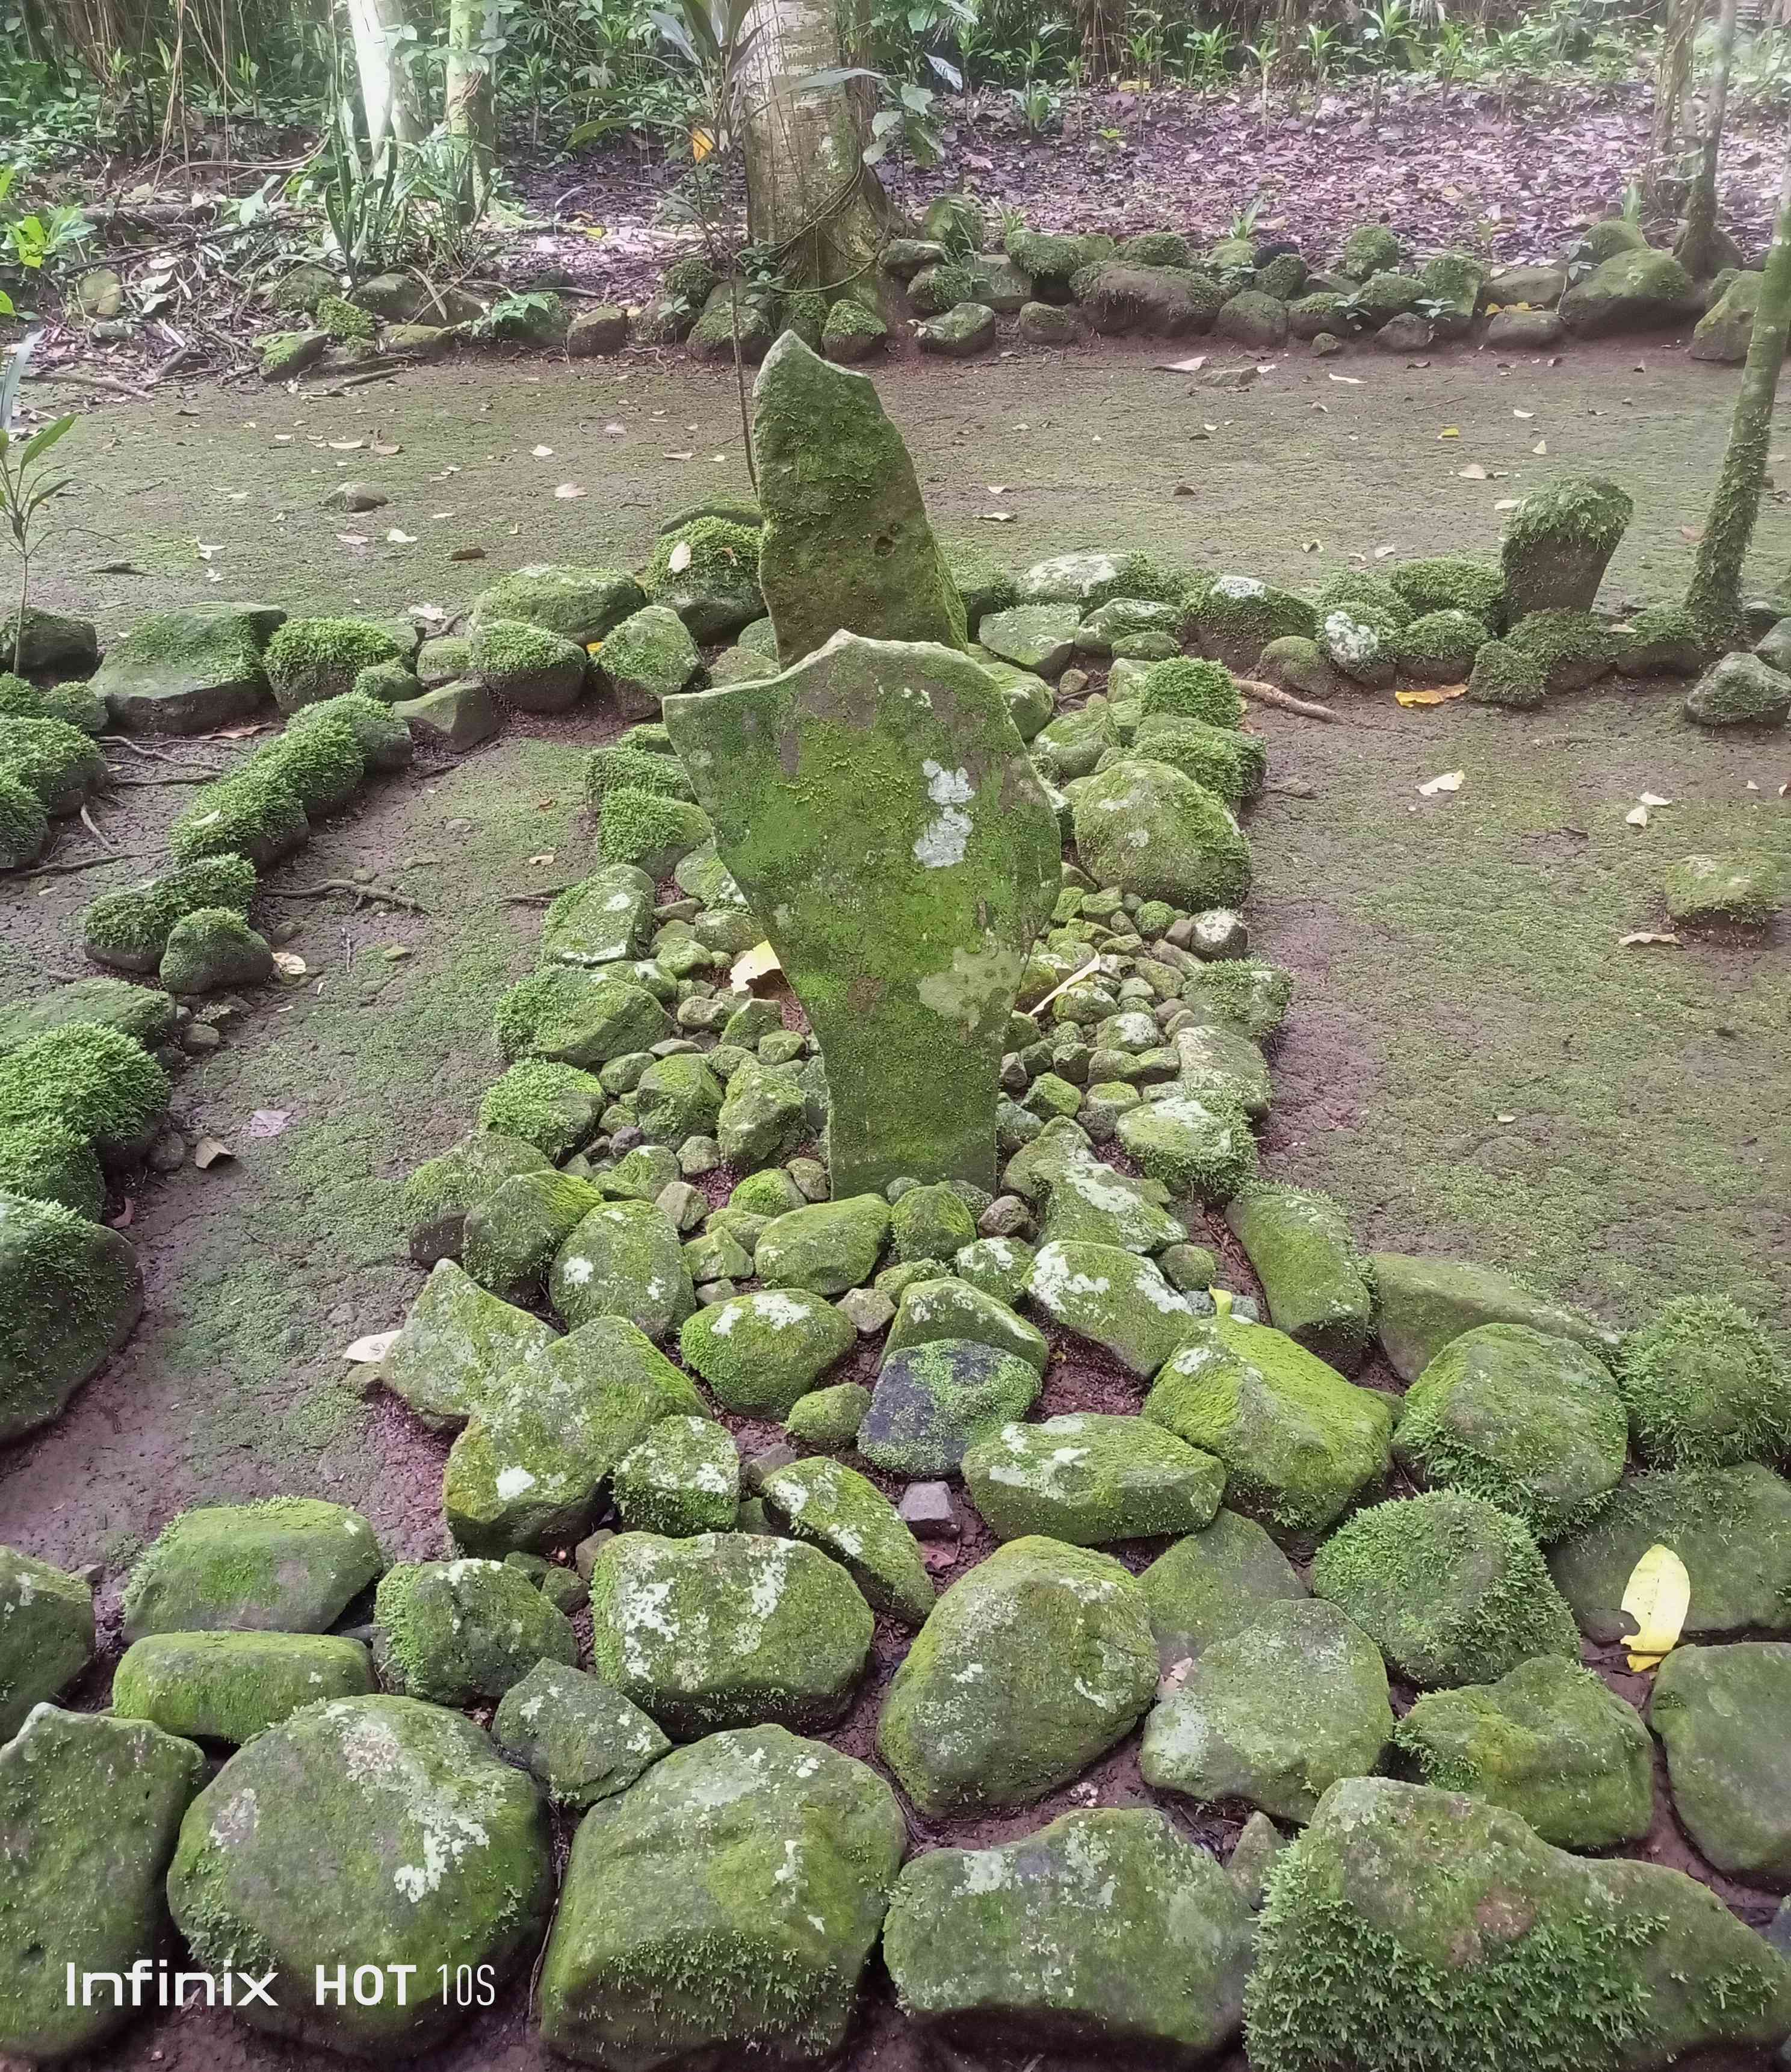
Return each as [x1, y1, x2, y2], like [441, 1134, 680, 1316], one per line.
[1678, 0, 1739, 277]
[446, 0, 502, 214]
[1686, 135, 1791, 646]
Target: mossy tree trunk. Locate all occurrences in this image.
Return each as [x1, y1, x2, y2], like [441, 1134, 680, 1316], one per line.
[1678, 0, 1739, 278]
[1686, 141, 1791, 647]
[446, 0, 502, 214]
[346, 0, 425, 165]
[741, 0, 886, 294]
[1647, 0, 1700, 206]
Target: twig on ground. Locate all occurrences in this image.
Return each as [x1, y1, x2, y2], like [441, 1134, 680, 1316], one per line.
[305, 361, 420, 397]
[107, 771, 217, 785]
[1265, 779, 1319, 799]
[19, 851, 150, 878]
[499, 883, 577, 904]
[1237, 675, 1343, 722]
[79, 805, 117, 851]
[23, 368, 149, 397]
[101, 735, 229, 770]
[261, 879, 431, 915]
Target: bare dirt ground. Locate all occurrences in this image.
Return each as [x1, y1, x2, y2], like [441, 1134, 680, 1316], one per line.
[2, 336, 1789, 2072]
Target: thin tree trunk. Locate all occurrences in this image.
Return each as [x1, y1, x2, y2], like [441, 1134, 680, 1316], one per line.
[741, 0, 885, 292]
[1686, 136, 1791, 647]
[1678, 0, 1739, 277]
[1646, 0, 1699, 206]
[446, 0, 502, 214]
[347, 0, 425, 164]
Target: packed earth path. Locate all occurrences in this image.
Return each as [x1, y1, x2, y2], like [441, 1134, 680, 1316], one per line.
[1, 333, 1790, 2072]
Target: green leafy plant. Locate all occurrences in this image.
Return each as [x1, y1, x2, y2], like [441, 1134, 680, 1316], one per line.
[1007, 73, 1061, 131]
[0, 332, 76, 675]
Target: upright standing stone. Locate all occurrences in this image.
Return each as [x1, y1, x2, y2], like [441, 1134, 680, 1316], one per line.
[1500, 475, 1633, 619]
[666, 632, 1059, 1195]
[752, 333, 968, 664]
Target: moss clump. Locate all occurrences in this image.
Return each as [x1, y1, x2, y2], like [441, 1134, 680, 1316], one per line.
[159, 907, 274, 993]
[403, 1131, 552, 1232]
[1393, 609, 1490, 682]
[1618, 1293, 1790, 1469]
[0, 768, 48, 868]
[1505, 608, 1619, 693]
[1178, 956, 1293, 1041]
[1006, 226, 1117, 294]
[351, 657, 421, 705]
[169, 767, 309, 867]
[477, 1060, 605, 1160]
[1133, 655, 1245, 726]
[1394, 1323, 1628, 1541]
[1118, 717, 1266, 805]
[81, 853, 256, 972]
[1337, 223, 1402, 280]
[1615, 603, 1702, 676]
[641, 517, 763, 637]
[0, 671, 39, 717]
[1467, 637, 1546, 708]
[251, 712, 365, 815]
[1577, 217, 1648, 262]
[1121, 229, 1193, 268]
[1185, 576, 1316, 660]
[0, 1022, 170, 1164]
[583, 744, 693, 811]
[0, 1118, 105, 1217]
[0, 714, 106, 814]
[1504, 476, 1633, 558]
[316, 292, 376, 342]
[471, 617, 589, 708]
[1311, 1490, 1582, 1688]
[1389, 554, 1505, 625]
[598, 785, 713, 876]
[1314, 571, 1414, 630]
[820, 295, 886, 359]
[288, 689, 412, 771]
[264, 616, 405, 711]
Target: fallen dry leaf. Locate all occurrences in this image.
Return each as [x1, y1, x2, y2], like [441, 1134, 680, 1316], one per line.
[371, 439, 400, 456]
[1373, 543, 1397, 560]
[1639, 791, 1674, 807]
[1512, 408, 1535, 419]
[272, 950, 308, 977]
[1328, 373, 1361, 385]
[667, 540, 693, 574]
[1458, 463, 1488, 480]
[1396, 685, 1468, 707]
[385, 528, 416, 544]
[244, 1109, 290, 1139]
[980, 510, 1016, 522]
[528, 850, 555, 866]
[193, 1134, 234, 1169]
[731, 941, 783, 990]
[1418, 769, 1465, 796]
[532, 444, 555, 457]
[665, 450, 695, 460]
[195, 542, 221, 561]
[342, 1328, 400, 1364]
[1494, 497, 1521, 511]
[1622, 1542, 1691, 1671]
[1680, 526, 1705, 543]
[1626, 804, 1650, 826]
[450, 546, 486, 562]
[1620, 930, 1681, 946]
[1532, 439, 1548, 455]
[1155, 356, 1208, 373]
[554, 483, 587, 500]
[335, 534, 368, 547]
[1438, 427, 1460, 439]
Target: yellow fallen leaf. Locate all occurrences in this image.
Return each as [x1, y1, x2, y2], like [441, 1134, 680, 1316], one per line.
[1395, 685, 1468, 706]
[1438, 427, 1460, 439]
[1532, 439, 1547, 455]
[691, 125, 714, 161]
[1418, 769, 1464, 796]
[1622, 1542, 1690, 1670]
[1212, 1287, 1234, 1318]
[731, 941, 782, 990]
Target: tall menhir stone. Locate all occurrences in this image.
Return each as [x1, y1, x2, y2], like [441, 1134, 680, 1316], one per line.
[1500, 474, 1633, 620]
[666, 633, 1059, 1196]
[753, 333, 968, 666]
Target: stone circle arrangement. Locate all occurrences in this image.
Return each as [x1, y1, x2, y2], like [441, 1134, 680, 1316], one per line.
[246, 199, 1775, 380]
[3, 332, 1791, 2072]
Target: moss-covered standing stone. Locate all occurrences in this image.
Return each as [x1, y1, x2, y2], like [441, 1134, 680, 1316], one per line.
[0, 1545, 93, 1739]
[1140, 1598, 1393, 1822]
[877, 1535, 1157, 1813]
[167, 1694, 554, 2053]
[964, 1412, 1225, 1544]
[111, 1630, 375, 1743]
[373, 1557, 577, 1702]
[588, 1531, 873, 1735]
[1500, 475, 1633, 619]
[540, 1725, 904, 2071]
[1243, 1775, 1791, 2072]
[93, 601, 282, 734]
[122, 1496, 383, 1640]
[883, 1807, 1253, 2065]
[0, 1706, 205, 2063]
[666, 632, 1059, 1197]
[1395, 1654, 1653, 1849]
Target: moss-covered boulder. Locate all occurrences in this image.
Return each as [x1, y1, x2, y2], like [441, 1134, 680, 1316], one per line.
[379, 1255, 558, 1426]
[964, 1411, 1225, 1545]
[1650, 1641, 1791, 1886]
[93, 601, 282, 734]
[1173, 1019, 1272, 1121]
[598, 785, 715, 876]
[1685, 649, 1791, 726]
[884, 1807, 1252, 2064]
[0, 767, 47, 867]
[1613, 600, 1703, 676]
[264, 615, 406, 711]
[1395, 1654, 1653, 1849]
[1026, 1238, 1199, 1378]
[1312, 1491, 1580, 1687]
[759, 1455, 935, 1625]
[643, 516, 764, 643]
[157, 905, 274, 993]
[1394, 1323, 1627, 1541]
[679, 1285, 856, 1414]
[373, 1557, 577, 1702]
[492, 1659, 669, 1807]
[112, 1629, 375, 1743]
[0, 1192, 143, 1441]
[1336, 224, 1402, 281]
[1072, 758, 1251, 911]
[0, 1119, 104, 1218]
[540, 863, 657, 970]
[1116, 1084, 1257, 1204]
[76, 857, 253, 975]
[470, 616, 589, 712]
[0, 605, 96, 673]
[1388, 552, 1506, 625]
[596, 602, 700, 720]
[785, 1378, 871, 1449]
[0, 714, 105, 816]
[1559, 247, 1698, 338]
[1119, 719, 1266, 806]
[1007, 226, 1116, 297]
[1370, 1250, 1617, 1382]
[1663, 849, 1785, 922]
[0, 1706, 205, 2063]
[0, 1019, 169, 1166]
[1076, 262, 1226, 337]
[122, 1496, 383, 1640]
[1010, 1119, 1184, 1254]
[714, 1055, 806, 1167]
[1139, 1508, 1307, 1670]
[917, 300, 999, 357]
[821, 292, 888, 362]
[612, 1414, 740, 1536]
[1144, 1316, 1393, 1539]
[1243, 1775, 1791, 2072]
[587, 1530, 873, 1735]
[632, 1051, 724, 1146]
[540, 1724, 903, 2070]
[981, 601, 1080, 678]
[879, 1535, 1156, 1813]
[469, 562, 643, 646]
[168, 1693, 554, 2053]
[669, 636, 1057, 1198]
[1142, 1598, 1391, 1822]
[462, 1168, 603, 1301]
[754, 1192, 891, 1294]
[403, 1130, 553, 1265]
[885, 1273, 1047, 1375]
[0, 1545, 93, 1739]
[1547, 1461, 1791, 1641]
[1505, 606, 1619, 693]
[1500, 475, 1633, 619]
[169, 765, 309, 868]
[860, 1337, 1043, 1477]
[549, 1198, 694, 1341]
[753, 333, 966, 663]
[443, 1316, 705, 1553]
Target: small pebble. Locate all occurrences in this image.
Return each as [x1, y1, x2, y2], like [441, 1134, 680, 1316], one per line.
[899, 1481, 960, 1540]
